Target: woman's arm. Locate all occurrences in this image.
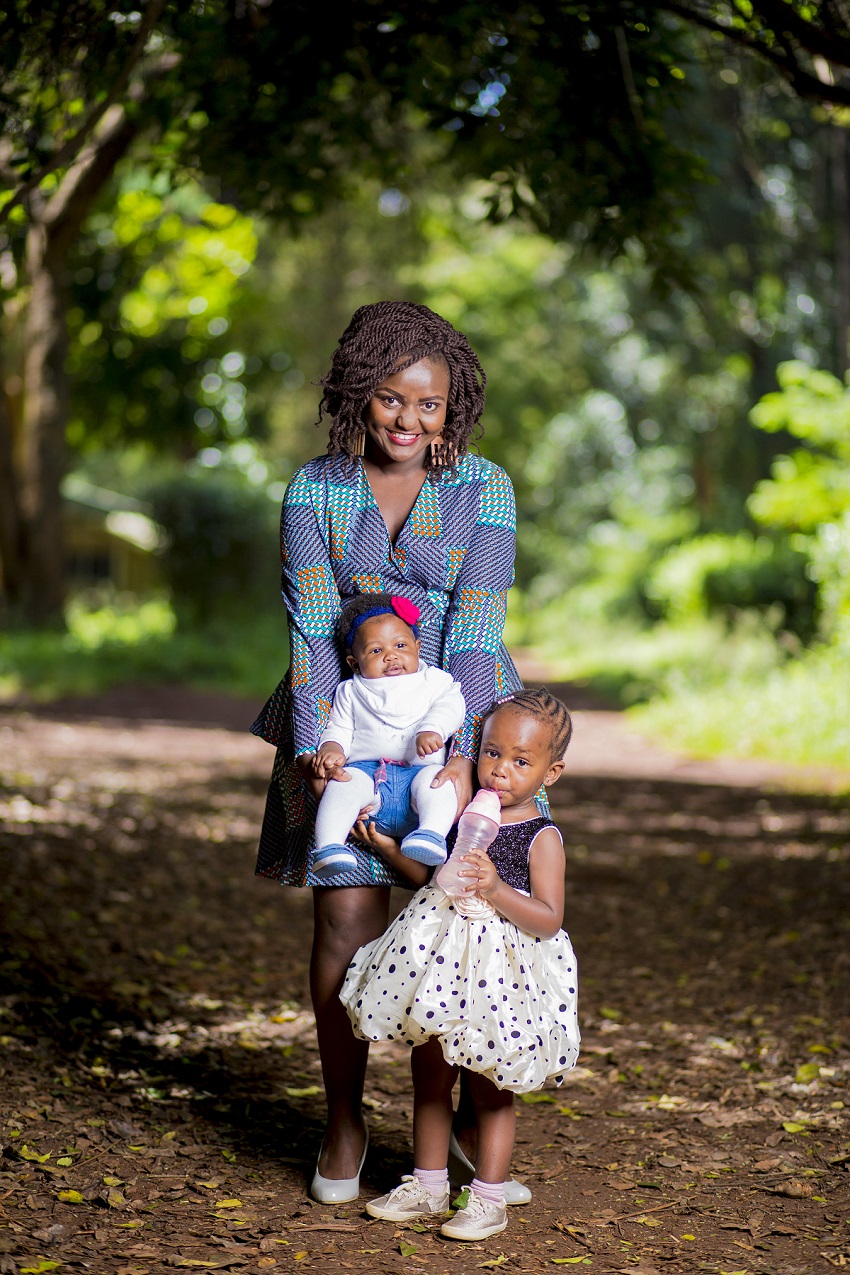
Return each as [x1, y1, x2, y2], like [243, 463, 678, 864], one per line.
[441, 463, 516, 762]
[279, 466, 344, 759]
[462, 827, 565, 939]
[352, 821, 431, 888]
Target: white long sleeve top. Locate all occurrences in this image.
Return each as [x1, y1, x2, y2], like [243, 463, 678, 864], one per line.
[318, 661, 466, 766]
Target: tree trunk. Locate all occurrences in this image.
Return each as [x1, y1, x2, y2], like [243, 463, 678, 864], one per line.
[0, 370, 26, 610]
[11, 104, 140, 626]
[19, 222, 70, 624]
[832, 123, 850, 376]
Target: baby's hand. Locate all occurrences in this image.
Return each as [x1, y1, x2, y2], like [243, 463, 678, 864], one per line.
[462, 847, 500, 899]
[311, 745, 349, 781]
[416, 730, 443, 757]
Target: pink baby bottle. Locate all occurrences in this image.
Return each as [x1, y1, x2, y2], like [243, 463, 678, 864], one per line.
[435, 789, 501, 897]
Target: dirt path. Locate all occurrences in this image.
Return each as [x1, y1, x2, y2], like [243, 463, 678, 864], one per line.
[1, 686, 849, 1275]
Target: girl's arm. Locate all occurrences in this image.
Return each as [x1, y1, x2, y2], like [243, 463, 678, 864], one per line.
[352, 821, 431, 888]
[463, 827, 565, 939]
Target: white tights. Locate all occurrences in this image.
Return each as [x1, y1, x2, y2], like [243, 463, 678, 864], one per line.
[314, 764, 457, 851]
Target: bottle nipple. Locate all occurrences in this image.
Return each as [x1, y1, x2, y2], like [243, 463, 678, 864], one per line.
[465, 788, 501, 823]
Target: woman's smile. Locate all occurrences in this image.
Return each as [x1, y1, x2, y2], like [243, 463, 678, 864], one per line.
[364, 356, 450, 468]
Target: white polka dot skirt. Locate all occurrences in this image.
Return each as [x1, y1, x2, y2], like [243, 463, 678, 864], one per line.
[340, 884, 580, 1093]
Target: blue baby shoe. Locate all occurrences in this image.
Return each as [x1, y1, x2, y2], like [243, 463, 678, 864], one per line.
[400, 829, 448, 866]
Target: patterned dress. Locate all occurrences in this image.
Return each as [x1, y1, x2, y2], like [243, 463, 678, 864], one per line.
[340, 817, 581, 1092]
[252, 451, 523, 887]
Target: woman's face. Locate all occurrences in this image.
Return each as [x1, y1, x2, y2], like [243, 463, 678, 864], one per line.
[364, 356, 450, 469]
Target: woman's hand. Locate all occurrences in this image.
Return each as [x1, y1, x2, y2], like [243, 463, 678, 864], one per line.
[297, 753, 329, 802]
[430, 753, 474, 817]
[352, 820, 401, 860]
[353, 820, 430, 887]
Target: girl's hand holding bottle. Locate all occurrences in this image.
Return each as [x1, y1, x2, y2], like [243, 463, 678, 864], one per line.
[458, 846, 501, 899]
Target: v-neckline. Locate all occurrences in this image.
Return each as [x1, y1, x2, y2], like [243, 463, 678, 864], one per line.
[358, 460, 430, 550]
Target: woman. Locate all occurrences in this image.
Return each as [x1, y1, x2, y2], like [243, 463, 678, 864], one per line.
[252, 301, 526, 1202]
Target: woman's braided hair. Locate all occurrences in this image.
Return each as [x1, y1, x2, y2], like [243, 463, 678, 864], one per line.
[319, 301, 486, 478]
[484, 687, 573, 762]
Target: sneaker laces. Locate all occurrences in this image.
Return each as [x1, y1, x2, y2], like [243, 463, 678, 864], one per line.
[386, 1175, 428, 1203]
[461, 1189, 495, 1218]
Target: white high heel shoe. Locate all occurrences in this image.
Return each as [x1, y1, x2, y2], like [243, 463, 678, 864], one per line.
[448, 1131, 532, 1206]
[310, 1128, 369, 1205]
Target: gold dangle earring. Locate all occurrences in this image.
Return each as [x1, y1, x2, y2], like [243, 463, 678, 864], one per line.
[352, 429, 366, 458]
[430, 438, 457, 471]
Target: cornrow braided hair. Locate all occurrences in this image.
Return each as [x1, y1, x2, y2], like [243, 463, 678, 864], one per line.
[319, 300, 487, 480]
[484, 687, 573, 762]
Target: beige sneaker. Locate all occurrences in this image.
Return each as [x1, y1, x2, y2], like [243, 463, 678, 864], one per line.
[366, 1175, 450, 1222]
[441, 1188, 508, 1241]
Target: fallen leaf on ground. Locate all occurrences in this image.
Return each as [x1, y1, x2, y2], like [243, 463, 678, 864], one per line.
[772, 1179, 812, 1198]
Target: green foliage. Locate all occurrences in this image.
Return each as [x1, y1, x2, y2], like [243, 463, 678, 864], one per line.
[145, 465, 279, 625]
[112, 186, 256, 339]
[65, 176, 258, 452]
[0, 2, 707, 273]
[748, 361, 850, 533]
[632, 641, 850, 769]
[807, 512, 850, 644]
[0, 595, 288, 703]
[646, 532, 816, 638]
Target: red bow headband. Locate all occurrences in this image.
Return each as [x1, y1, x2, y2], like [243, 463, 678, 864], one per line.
[346, 595, 421, 648]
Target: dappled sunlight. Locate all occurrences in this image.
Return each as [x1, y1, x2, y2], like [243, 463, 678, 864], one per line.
[2, 702, 849, 1271]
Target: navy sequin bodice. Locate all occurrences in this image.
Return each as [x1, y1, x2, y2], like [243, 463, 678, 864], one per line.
[488, 816, 555, 892]
[446, 815, 557, 894]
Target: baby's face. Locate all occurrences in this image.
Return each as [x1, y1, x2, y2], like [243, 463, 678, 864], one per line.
[347, 614, 420, 679]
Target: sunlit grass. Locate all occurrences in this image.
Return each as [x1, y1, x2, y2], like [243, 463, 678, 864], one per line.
[632, 644, 850, 770]
[509, 593, 785, 706]
[0, 593, 288, 702]
[512, 590, 849, 771]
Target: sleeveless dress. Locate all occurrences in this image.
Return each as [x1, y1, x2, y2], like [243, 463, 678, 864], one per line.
[340, 817, 580, 1093]
[250, 452, 534, 889]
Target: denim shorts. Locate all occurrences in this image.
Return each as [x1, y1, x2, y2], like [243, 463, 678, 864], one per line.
[348, 759, 439, 840]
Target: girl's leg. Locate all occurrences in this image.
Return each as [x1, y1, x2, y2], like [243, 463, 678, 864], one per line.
[311, 885, 391, 1179]
[467, 1071, 515, 1185]
[411, 1036, 458, 1170]
[453, 1070, 477, 1160]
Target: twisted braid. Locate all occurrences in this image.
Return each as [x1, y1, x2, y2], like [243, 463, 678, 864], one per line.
[319, 301, 486, 479]
[484, 687, 573, 762]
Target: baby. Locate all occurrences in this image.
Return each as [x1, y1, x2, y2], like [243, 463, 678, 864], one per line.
[310, 594, 464, 880]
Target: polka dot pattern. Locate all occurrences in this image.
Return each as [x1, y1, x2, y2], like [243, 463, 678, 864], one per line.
[340, 819, 580, 1094]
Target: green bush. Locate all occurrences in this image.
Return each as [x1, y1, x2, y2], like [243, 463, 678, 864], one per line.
[0, 594, 288, 702]
[146, 468, 279, 624]
[645, 532, 817, 639]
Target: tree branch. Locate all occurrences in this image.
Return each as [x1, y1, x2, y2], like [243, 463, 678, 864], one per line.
[0, 0, 168, 227]
[661, 1, 850, 104]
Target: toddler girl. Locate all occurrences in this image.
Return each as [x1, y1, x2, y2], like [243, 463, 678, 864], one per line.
[340, 687, 580, 1241]
[311, 593, 464, 880]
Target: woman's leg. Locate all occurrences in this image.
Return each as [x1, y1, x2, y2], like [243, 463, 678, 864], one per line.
[311, 885, 391, 1178]
[410, 1036, 457, 1170]
[467, 1071, 515, 1185]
